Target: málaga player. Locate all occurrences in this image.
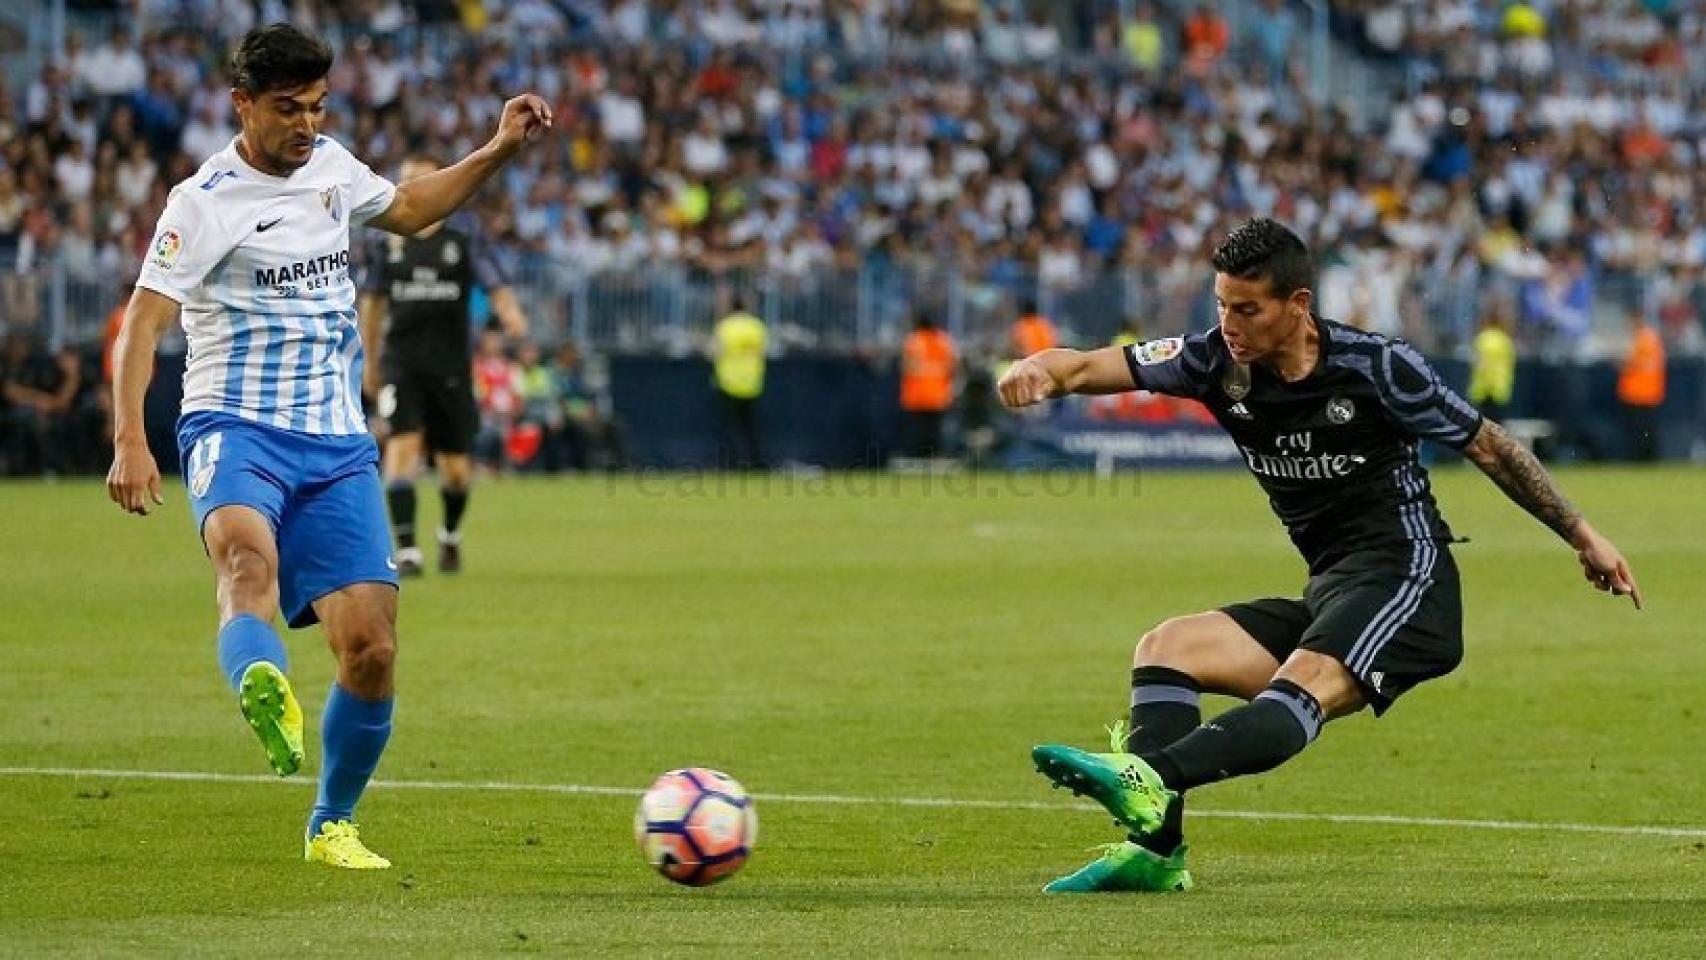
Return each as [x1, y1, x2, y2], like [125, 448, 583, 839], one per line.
[104, 24, 551, 869]
[998, 219, 1642, 893]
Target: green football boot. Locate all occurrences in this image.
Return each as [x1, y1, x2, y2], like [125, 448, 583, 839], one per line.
[1043, 841, 1193, 894]
[1031, 721, 1175, 835]
[237, 662, 304, 776]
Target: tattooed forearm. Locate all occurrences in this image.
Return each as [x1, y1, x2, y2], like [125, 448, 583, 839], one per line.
[1463, 420, 1583, 542]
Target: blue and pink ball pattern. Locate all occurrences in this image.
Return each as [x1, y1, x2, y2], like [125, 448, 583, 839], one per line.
[634, 767, 758, 886]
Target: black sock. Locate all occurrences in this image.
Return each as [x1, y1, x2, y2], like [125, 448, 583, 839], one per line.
[1143, 680, 1323, 793]
[442, 487, 469, 535]
[1126, 666, 1202, 752]
[1126, 666, 1202, 855]
[386, 483, 417, 550]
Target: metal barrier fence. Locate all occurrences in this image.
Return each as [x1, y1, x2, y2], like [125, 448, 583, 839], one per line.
[8, 247, 1702, 364]
[509, 258, 1207, 357]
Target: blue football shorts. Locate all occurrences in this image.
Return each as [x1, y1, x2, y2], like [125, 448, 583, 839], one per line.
[177, 411, 398, 628]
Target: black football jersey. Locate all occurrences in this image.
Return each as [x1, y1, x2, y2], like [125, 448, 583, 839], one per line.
[361, 219, 507, 375]
[1124, 317, 1484, 573]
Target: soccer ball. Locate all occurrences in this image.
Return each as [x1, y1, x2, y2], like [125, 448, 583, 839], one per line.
[634, 768, 758, 886]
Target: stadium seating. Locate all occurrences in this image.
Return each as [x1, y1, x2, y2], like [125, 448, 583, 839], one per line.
[0, 1, 1701, 473]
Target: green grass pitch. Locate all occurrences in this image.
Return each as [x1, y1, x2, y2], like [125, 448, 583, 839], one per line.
[2, 467, 1703, 957]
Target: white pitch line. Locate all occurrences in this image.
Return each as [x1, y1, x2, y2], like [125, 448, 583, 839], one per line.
[4, 766, 1705, 840]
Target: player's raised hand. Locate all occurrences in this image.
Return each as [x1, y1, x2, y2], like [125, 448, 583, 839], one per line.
[490, 94, 553, 156]
[107, 438, 163, 516]
[997, 357, 1060, 408]
[1572, 523, 1642, 609]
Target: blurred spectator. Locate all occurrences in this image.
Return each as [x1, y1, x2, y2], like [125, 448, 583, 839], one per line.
[1617, 311, 1666, 461]
[1019, 8, 1062, 63]
[24, 65, 66, 124]
[1010, 300, 1059, 358]
[1121, 2, 1166, 74]
[0, 168, 23, 246]
[87, 26, 148, 99]
[712, 292, 767, 469]
[1248, 0, 1297, 76]
[899, 311, 957, 458]
[472, 328, 522, 475]
[181, 98, 235, 161]
[1468, 303, 1517, 425]
[1, 332, 81, 476]
[115, 139, 157, 209]
[1182, 4, 1229, 76]
[551, 340, 627, 471]
[53, 139, 94, 202]
[1525, 252, 1594, 355]
[131, 68, 185, 157]
[513, 340, 558, 472]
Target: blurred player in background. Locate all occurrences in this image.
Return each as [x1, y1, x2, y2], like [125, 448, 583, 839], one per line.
[999, 218, 1641, 893]
[359, 155, 527, 577]
[105, 23, 550, 868]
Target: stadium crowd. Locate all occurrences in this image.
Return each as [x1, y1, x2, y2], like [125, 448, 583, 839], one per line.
[2, 0, 1703, 474]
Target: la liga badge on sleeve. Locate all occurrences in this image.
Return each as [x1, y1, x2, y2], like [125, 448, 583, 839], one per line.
[1136, 337, 1183, 365]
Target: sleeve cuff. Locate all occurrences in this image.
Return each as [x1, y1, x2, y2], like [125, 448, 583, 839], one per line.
[134, 274, 188, 305]
[1448, 411, 1485, 450]
[353, 183, 398, 226]
[1121, 344, 1146, 390]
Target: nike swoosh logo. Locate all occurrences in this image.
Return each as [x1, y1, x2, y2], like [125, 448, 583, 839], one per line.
[257, 217, 284, 232]
[385, 558, 398, 571]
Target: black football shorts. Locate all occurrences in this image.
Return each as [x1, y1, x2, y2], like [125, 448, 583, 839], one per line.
[1222, 544, 1463, 714]
[380, 362, 478, 456]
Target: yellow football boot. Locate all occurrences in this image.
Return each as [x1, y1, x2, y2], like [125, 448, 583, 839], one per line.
[304, 821, 391, 869]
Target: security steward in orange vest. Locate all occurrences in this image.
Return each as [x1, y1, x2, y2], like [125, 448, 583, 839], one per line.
[900, 312, 958, 457]
[1617, 312, 1666, 462]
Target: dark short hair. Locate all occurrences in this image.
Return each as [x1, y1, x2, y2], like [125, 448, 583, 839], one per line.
[230, 23, 333, 95]
[1211, 218, 1315, 299]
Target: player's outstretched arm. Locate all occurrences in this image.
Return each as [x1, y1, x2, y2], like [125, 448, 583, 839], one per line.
[996, 347, 1136, 408]
[106, 288, 178, 515]
[1462, 419, 1642, 608]
[368, 94, 553, 236]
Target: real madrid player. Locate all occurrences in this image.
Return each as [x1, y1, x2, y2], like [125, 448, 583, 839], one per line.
[997, 218, 1642, 893]
[105, 23, 551, 868]
[358, 155, 526, 578]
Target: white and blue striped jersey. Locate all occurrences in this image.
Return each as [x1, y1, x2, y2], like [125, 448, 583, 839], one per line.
[137, 136, 396, 435]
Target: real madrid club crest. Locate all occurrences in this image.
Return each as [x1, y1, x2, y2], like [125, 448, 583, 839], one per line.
[1222, 362, 1251, 401]
[1326, 397, 1355, 424]
[320, 186, 343, 223]
[442, 240, 461, 266]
